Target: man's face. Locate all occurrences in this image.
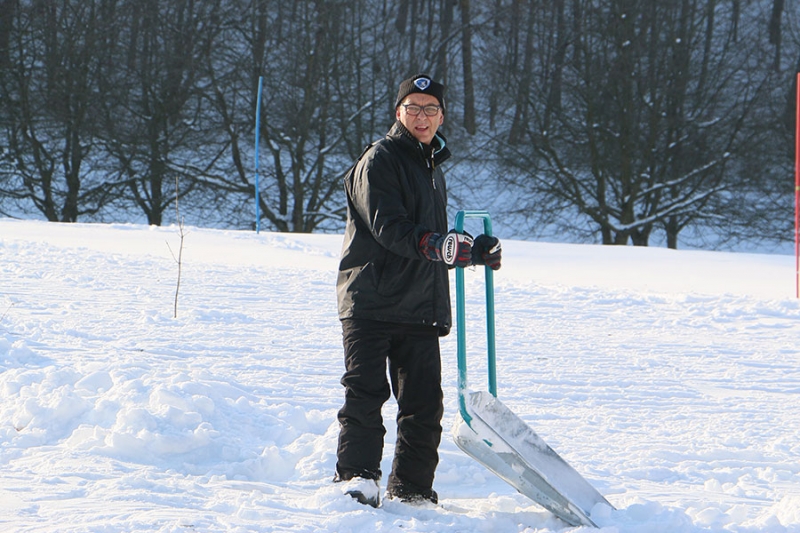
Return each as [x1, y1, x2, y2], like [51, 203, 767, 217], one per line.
[396, 93, 444, 145]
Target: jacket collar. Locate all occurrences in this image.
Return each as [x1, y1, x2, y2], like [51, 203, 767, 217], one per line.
[388, 121, 451, 166]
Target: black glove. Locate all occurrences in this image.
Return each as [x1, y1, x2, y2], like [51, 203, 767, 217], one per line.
[472, 234, 502, 270]
[419, 230, 474, 268]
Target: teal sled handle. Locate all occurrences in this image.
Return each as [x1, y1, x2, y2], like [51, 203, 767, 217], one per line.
[454, 210, 497, 425]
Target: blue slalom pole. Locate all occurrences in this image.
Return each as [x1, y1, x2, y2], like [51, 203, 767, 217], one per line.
[255, 76, 263, 233]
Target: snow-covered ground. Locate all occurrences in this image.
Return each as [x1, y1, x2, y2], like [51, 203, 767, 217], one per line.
[1, 217, 799, 533]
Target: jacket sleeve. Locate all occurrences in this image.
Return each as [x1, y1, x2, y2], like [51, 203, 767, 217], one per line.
[347, 144, 429, 260]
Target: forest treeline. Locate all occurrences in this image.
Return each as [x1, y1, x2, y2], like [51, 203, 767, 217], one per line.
[0, 0, 797, 249]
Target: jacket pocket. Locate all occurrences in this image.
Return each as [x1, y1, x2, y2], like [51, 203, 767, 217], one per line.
[375, 251, 407, 298]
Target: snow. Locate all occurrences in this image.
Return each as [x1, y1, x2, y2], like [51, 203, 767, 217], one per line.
[1, 217, 799, 533]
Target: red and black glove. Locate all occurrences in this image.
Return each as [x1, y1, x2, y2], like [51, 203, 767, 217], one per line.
[419, 230, 473, 268]
[471, 234, 502, 270]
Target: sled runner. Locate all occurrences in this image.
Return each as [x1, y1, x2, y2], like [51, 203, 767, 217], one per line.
[451, 210, 613, 528]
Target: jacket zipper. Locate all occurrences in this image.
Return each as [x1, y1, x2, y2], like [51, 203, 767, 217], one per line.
[424, 144, 436, 189]
[419, 141, 440, 327]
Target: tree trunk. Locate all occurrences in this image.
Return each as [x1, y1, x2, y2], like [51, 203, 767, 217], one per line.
[459, 0, 476, 134]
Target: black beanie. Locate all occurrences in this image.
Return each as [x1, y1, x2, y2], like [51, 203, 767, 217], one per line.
[395, 74, 445, 110]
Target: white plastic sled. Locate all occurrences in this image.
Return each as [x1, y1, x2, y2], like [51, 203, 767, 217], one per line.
[451, 211, 613, 528]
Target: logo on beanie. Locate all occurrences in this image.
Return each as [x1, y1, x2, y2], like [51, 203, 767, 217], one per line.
[414, 77, 431, 91]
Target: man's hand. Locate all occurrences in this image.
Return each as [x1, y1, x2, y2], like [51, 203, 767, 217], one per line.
[471, 234, 502, 270]
[420, 230, 473, 268]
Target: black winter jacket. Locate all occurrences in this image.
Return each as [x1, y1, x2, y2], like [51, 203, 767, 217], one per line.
[337, 121, 453, 336]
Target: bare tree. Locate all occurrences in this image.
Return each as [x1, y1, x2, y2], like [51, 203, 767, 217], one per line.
[0, 1, 117, 221]
[97, 0, 221, 226]
[460, 0, 477, 134]
[0, 0, 797, 256]
[494, 0, 771, 248]
[163, 0, 434, 234]
[768, 0, 785, 71]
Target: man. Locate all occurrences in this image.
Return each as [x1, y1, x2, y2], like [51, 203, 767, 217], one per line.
[334, 74, 502, 508]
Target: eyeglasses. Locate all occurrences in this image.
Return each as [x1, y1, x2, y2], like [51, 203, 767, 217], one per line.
[401, 103, 442, 116]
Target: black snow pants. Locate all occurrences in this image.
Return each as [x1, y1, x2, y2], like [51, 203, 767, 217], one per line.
[335, 318, 444, 492]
